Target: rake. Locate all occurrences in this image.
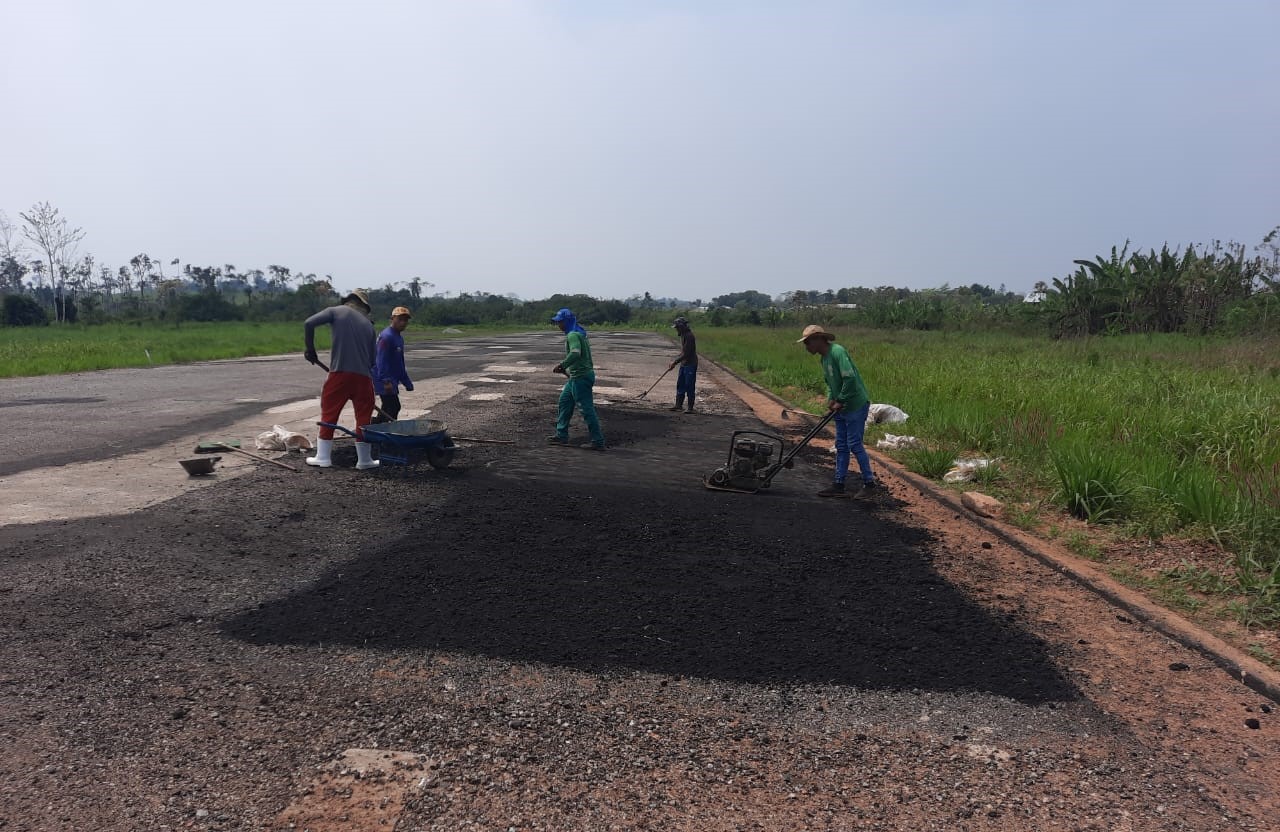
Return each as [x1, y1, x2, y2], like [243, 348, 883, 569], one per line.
[635, 365, 674, 400]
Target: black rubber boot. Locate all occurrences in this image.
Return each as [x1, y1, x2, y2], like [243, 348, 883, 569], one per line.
[850, 480, 882, 499]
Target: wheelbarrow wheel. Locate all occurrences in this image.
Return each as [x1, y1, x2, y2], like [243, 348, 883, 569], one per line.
[425, 444, 455, 470]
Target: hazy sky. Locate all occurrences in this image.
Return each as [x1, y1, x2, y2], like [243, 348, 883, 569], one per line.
[3, 1, 1277, 300]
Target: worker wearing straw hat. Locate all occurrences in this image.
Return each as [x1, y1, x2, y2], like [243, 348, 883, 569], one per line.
[304, 289, 380, 470]
[797, 324, 880, 499]
[667, 316, 698, 413]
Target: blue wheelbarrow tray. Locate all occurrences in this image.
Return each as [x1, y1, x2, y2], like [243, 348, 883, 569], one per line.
[319, 418, 458, 468]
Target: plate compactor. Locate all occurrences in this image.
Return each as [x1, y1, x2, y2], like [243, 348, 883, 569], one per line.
[704, 410, 835, 494]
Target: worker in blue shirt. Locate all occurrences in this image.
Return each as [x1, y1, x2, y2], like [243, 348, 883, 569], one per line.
[371, 306, 414, 423]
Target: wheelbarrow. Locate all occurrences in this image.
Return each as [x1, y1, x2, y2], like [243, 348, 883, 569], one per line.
[319, 418, 458, 469]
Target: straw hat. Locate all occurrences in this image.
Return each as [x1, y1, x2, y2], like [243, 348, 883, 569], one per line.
[391, 306, 412, 319]
[796, 324, 836, 343]
[342, 289, 371, 311]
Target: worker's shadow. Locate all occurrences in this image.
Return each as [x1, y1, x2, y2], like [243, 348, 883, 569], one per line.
[224, 474, 1078, 705]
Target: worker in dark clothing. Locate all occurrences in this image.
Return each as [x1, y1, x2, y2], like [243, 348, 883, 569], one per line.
[667, 316, 698, 413]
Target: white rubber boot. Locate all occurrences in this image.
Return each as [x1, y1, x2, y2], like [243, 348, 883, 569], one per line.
[306, 438, 333, 468]
[355, 442, 380, 470]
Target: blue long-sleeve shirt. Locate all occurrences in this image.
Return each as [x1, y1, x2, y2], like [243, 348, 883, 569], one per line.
[373, 326, 412, 394]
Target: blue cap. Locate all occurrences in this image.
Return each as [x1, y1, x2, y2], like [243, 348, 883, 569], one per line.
[551, 308, 572, 322]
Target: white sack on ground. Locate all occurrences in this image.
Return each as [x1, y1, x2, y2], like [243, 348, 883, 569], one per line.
[876, 434, 922, 450]
[867, 403, 909, 426]
[256, 424, 313, 452]
[943, 458, 997, 483]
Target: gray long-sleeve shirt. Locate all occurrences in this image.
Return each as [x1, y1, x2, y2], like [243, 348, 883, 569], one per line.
[304, 304, 377, 377]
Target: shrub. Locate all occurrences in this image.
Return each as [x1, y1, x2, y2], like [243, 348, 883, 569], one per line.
[177, 292, 244, 322]
[3, 294, 48, 326]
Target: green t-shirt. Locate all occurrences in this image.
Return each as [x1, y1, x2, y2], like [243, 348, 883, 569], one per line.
[821, 343, 870, 410]
[562, 330, 594, 378]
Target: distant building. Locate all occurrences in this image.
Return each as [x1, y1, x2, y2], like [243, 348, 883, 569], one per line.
[1024, 290, 1046, 303]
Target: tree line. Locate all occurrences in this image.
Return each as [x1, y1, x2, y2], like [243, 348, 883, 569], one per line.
[2, 202, 1275, 337]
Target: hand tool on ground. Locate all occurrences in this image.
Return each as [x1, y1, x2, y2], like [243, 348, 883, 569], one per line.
[194, 441, 299, 472]
[635, 365, 674, 400]
[449, 437, 516, 445]
[704, 410, 836, 494]
[780, 408, 821, 421]
[310, 357, 396, 422]
[179, 456, 220, 476]
[195, 438, 240, 449]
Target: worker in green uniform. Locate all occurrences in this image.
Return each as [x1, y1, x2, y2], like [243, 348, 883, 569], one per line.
[798, 324, 880, 498]
[548, 308, 606, 450]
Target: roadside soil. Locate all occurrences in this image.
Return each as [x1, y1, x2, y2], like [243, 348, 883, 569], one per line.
[757, 376, 1280, 673]
[0, 332, 1276, 831]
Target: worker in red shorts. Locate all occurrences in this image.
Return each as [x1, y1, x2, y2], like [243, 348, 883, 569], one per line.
[303, 289, 380, 470]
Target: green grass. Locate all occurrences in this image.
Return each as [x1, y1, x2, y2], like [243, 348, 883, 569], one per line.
[1063, 530, 1104, 561]
[1161, 563, 1231, 594]
[1004, 502, 1042, 531]
[1247, 643, 1278, 667]
[0, 322, 313, 376]
[696, 326, 1280, 612]
[0, 321, 537, 377]
[1050, 443, 1134, 523]
[972, 459, 1005, 487]
[902, 445, 956, 479]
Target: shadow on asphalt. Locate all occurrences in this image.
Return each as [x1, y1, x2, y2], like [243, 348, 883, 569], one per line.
[224, 467, 1079, 705]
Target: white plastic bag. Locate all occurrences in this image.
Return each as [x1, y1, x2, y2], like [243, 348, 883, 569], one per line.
[943, 458, 997, 483]
[867, 403, 909, 426]
[256, 424, 314, 452]
[876, 433, 922, 450]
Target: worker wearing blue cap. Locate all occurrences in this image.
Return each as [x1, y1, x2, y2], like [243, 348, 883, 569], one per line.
[548, 308, 606, 450]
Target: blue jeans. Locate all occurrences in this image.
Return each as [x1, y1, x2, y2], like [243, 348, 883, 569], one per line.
[675, 365, 697, 408]
[833, 402, 874, 485]
[556, 373, 605, 446]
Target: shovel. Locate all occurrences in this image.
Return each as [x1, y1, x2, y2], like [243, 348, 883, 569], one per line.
[635, 365, 674, 400]
[194, 441, 298, 472]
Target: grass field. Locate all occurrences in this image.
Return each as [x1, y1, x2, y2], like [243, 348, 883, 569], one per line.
[697, 326, 1280, 630]
[0, 321, 534, 377]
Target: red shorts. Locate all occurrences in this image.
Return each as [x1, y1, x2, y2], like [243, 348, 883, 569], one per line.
[317, 371, 375, 440]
